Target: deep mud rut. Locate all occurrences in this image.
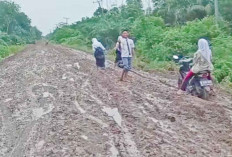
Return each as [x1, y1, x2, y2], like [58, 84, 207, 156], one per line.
[0, 42, 232, 157]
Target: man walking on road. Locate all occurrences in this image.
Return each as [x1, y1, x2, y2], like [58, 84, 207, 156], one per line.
[117, 30, 135, 81]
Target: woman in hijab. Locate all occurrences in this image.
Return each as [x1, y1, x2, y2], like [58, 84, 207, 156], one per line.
[179, 38, 214, 92]
[92, 38, 106, 69]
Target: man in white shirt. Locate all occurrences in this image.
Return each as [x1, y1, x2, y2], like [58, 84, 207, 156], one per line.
[117, 30, 135, 81]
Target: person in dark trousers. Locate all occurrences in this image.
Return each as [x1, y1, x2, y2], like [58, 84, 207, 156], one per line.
[116, 30, 135, 81]
[114, 36, 123, 68]
[92, 38, 106, 69]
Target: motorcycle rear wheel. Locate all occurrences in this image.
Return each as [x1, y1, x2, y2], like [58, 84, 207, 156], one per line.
[201, 88, 210, 100]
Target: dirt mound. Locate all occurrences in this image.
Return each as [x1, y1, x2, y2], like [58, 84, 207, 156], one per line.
[0, 43, 231, 157]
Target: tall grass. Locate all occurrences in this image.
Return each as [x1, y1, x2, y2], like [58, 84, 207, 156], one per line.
[0, 45, 25, 61]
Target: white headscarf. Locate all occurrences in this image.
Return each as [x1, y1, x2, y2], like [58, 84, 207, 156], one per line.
[92, 38, 100, 48]
[92, 38, 105, 51]
[198, 39, 212, 63]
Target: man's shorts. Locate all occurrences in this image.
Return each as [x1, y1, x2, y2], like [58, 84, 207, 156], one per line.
[122, 57, 132, 72]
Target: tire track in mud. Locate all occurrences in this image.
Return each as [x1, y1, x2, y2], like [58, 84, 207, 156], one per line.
[87, 71, 172, 156]
[73, 69, 142, 157]
[38, 45, 134, 156]
[78, 54, 232, 156]
[1, 82, 58, 156]
[0, 42, 232, 157]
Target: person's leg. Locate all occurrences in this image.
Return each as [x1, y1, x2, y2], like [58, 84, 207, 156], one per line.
[124, 71, 128, 80]
[115, 53, 119, 68]
[125, 57, 132, 79]
[121, 57, 129, 81]
[180, 70, 195, 91]
[127, 57, 132, 70]
[208, 73, 212, 80]
[207, 72, 215, 94]
[96, 58, 100, 67]
[95, 58, 99, 70]
[102, 57, 106, 68]
[120, 70, 126, 81]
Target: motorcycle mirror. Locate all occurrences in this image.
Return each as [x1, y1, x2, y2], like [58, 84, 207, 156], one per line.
[173, 55, 179, 60]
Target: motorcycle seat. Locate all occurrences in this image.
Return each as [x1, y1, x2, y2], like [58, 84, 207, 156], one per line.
[197, 70, 210, 74]
[180, 58, 192, 63]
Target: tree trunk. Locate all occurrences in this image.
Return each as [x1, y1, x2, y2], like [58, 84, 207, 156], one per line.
[214, 0, 219, 22]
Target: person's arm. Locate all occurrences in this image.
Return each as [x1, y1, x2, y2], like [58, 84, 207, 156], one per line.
[100, 43, 106, 51]
[193, 52, 199, 65]
[131, 40, 135, 57]
[132, 48, 135, 57]
[115, 42, 118, 50]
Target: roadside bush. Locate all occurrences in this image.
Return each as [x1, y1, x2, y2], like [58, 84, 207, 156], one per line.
[213, 35, 232, 83]
[51, 28, 82, 44]
[0, 45, 24, 59]
[0, 45, 9, 58]
[133, 16, 232, 84]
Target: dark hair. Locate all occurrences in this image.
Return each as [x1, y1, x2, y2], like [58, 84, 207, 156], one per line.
[200, 37, 210, 41]
[122, 30, 129, 33]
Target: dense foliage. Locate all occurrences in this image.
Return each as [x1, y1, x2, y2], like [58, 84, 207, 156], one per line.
[0, 1, 42, 59]
[152, 0, 232, 25]
[49, 0, 232, 86]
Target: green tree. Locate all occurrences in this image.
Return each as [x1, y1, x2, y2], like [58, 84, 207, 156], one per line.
[220, 0, 232, 23]
[126, 0, 143, 9]
[0, 1, 41, 44]
[0, 1, 19, 33]
[152, 0, 214, 25]
[93, 7, 108, 16]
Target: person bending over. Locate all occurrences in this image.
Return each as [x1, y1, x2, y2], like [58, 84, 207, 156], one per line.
[92, 38, 106, 69]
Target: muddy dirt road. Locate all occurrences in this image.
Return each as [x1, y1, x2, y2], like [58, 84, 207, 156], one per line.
[0, 43, 232, 157]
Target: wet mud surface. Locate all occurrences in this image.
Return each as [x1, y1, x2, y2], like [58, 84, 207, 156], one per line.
[0, 43, 232, 157]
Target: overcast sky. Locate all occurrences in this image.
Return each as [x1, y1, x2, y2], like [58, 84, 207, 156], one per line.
[11, 0, 150, 35]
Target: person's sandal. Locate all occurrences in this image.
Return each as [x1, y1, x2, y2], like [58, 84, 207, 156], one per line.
[177, 90, 185, 95]
[210, 89, 216, 96]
